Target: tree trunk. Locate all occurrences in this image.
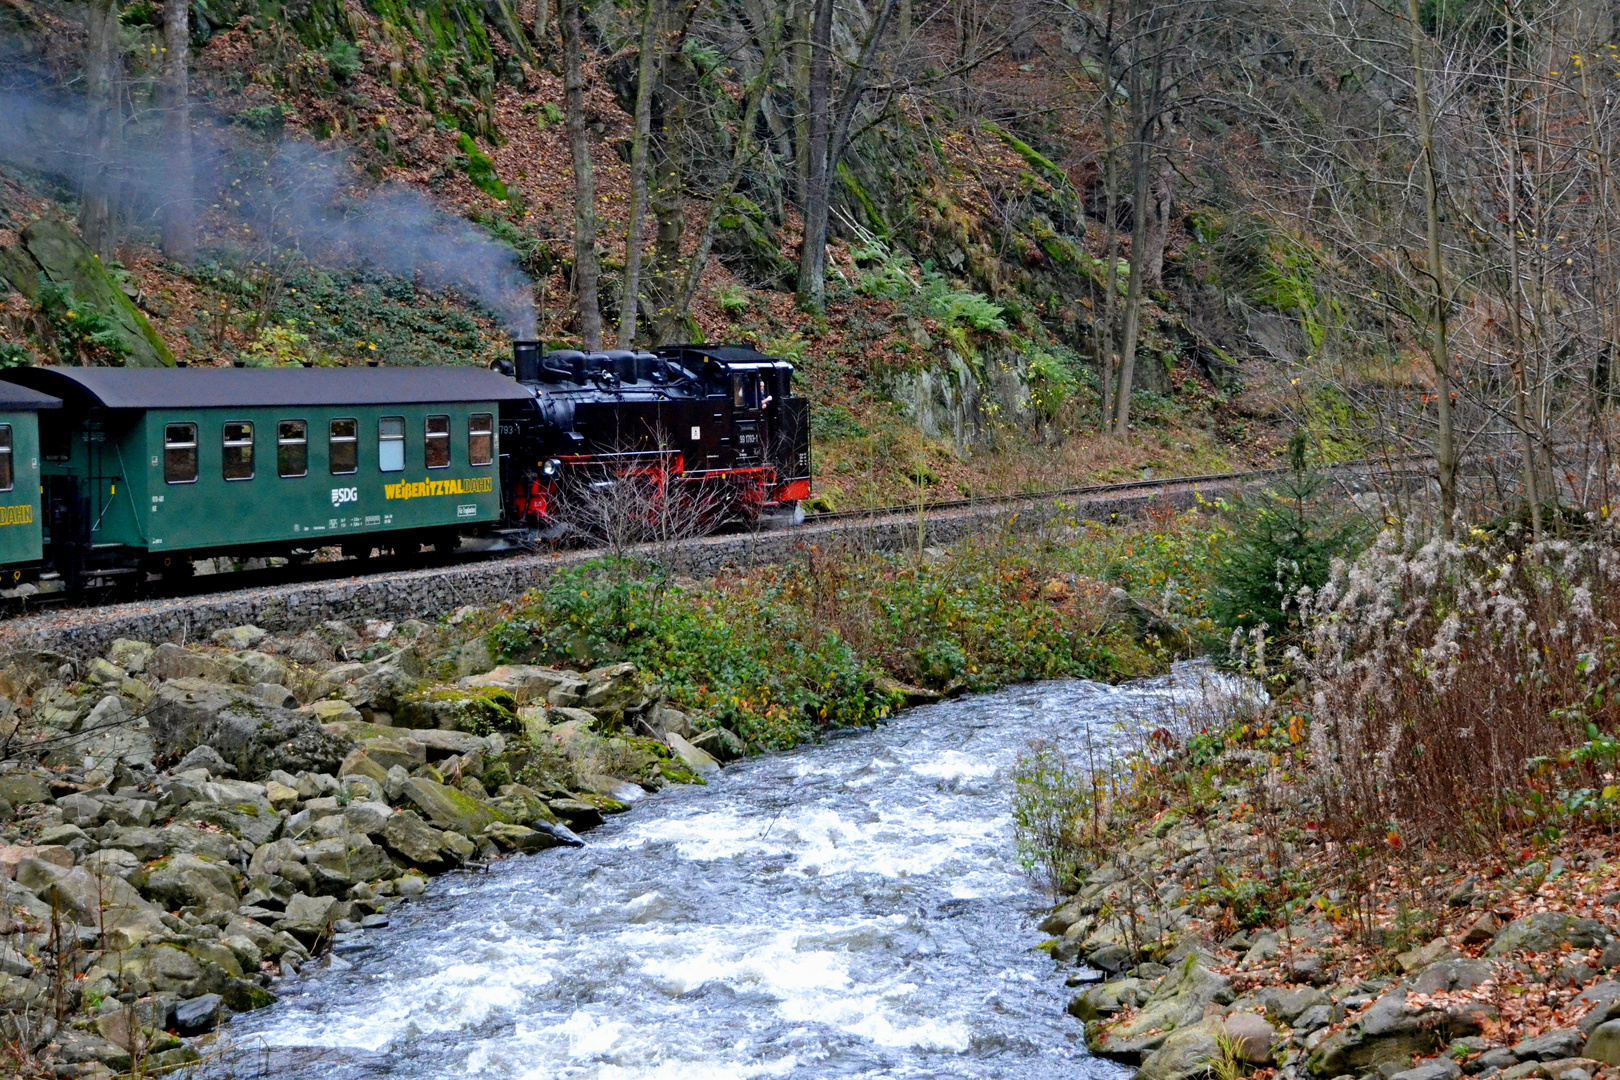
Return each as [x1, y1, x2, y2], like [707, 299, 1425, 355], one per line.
[1112, 132, 1154, 436]
[789, 0, 812, 208]
[559, 0, 602, 351]
[1500, 0, 1540, 539]
[1406, 0, 1457, 530]
[81, 0, 119, 263]
[795, 0, 834, 311]
[1142, 155, 1171, 290]
[532, 0, 549, 53]
[616, 0, 661, 348]
[796, 0, 899, 312]
[161, 0, 194, 262]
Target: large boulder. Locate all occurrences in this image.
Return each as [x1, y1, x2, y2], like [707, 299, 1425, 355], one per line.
[147, 644, 230, 683]
[1411, 958, 1495, 994]
[0, 772, 52, 806]
[1308, 987, 1493, 1076]
[1254, 985, 1330, 1025]
[1488, 913, 1612, 956]
[0, 218, 174, 367]
[274, 893, 339, 945]
[13, 858, 165, 950]
[1585, 1019, 1620, 1065]
[400, 777, 499, 836]
[1090, 956, 1233, 1061]
[1136, 1020, 1224, 1080]
[147, 678, 353, 779]
[1068, 977, 1146, 1022]
[665, 732, 720, 776]
[163, 776, 281, 845]
[1514, 1030, 1588, 1062]
[380, 811, 456, 872]
[133, 853, 240, 918]
[1574, 982, 1620, 1035]
[1224, 1013, 1279, 1065]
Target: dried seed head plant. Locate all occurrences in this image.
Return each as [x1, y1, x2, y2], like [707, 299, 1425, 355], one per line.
[1292, 519, 1620, 851]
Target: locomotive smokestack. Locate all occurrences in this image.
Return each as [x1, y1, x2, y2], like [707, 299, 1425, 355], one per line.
[512, 340, 541, 383]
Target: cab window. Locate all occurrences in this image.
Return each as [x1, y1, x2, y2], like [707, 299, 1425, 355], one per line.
[223, 422, 254, 480]
[379, 416, 405, 472]
[468, 413, 493, 467]
[0, 425, 13, 492]
[425, 414, 450, 468]
[329, 418, 358, 475]
[164, 423, 198, 484]
[278, 420, 308, 478]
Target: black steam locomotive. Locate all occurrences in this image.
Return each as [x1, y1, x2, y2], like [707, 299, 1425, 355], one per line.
[495, 341, 812, 530]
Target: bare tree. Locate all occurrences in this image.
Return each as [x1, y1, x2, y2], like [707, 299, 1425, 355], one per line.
[160, 0, 194, 261]
[795, 0, 901, 312]
[560, 0, 603, 351]
[81, 0, 120, 262]
[616, 0, 664, 348]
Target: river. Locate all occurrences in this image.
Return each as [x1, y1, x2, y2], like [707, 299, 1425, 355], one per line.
[201, 665, 1227, 1080]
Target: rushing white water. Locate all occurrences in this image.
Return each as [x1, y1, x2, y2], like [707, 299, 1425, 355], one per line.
[204, 665, 1238, 1080]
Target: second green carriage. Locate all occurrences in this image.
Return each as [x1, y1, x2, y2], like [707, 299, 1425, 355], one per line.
[0, 367, 530, 585]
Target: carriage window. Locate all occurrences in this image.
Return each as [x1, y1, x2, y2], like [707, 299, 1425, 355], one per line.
[425, 414, 450, 468]
[329, 418, 358, 475]
[164, 423, 197, 484]
[222, 422, 254, 480]
[468, 413, 493, 467]
[0, 425, 13, 493]
[278, 420, 308, 478]
[378, 417, 405, 472]
[732, 376, 758, 410]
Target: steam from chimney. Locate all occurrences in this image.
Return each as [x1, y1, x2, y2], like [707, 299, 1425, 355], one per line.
[0, 89, 537, 339]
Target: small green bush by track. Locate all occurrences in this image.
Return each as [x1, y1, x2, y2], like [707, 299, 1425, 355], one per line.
[485, 517, 1227, 749]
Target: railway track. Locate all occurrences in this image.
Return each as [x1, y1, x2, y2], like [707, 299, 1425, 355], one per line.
[0, 459, 1415, 658]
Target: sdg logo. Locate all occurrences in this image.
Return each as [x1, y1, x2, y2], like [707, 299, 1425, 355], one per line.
[331, 487, 359, 507]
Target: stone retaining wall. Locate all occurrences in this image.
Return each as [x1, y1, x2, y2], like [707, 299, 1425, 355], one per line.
[0, 480, 1244, 662]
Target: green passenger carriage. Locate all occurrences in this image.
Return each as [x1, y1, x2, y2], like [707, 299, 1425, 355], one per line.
[0, 384, 62, 584]
[0, 367, 530, 585]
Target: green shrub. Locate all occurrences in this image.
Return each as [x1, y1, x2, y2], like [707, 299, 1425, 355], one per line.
[1206, 431, 1368, 654]
[35, 277, 130, 365]
[713, 284, 752, 314]
[326, 40, 363, 83]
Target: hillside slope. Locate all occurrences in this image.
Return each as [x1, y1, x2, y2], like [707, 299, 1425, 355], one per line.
[0, 0, 1309, 507]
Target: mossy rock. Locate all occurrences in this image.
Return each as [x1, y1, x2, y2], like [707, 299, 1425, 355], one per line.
[712, 195, 795, 290]
[395, 686, 518, 734]
[0, 219, 174, 367]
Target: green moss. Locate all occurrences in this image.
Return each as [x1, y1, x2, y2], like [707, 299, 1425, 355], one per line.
[456, 132, 508, 201]
[837, 163, 891, 242]
[981, 121, 1078, 208]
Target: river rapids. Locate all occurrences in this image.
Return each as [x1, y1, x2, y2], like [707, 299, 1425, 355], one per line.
[202, 664, 1234, 1080]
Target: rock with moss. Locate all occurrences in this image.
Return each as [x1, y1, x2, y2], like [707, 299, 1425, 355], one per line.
[1090, 955, 1234, 1062]
[399, 776, 500, 835]
[0, 219, 174, 367]
[1308, 987, 1494, 1077]
[1135, 1019, 1225, 1080]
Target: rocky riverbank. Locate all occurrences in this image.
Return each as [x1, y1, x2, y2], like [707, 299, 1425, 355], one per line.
[1040, 804, 1620, 1080]
[0, 614, 742, 1077]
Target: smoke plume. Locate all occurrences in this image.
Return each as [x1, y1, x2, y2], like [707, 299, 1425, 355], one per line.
[0, 89, 536, 338]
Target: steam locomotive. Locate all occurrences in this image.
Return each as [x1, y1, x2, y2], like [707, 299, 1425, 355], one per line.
[0, 341, 811, 589]
[496, 341, 812, 530]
